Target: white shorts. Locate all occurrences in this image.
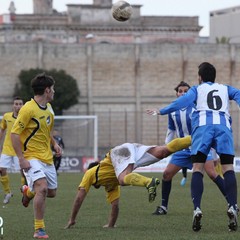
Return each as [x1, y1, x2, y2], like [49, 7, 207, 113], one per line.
[209, 148, 219, 160]
[110, 143, 158, 178]
[0, 154, 20, 170]
[23, 159, 57, 191]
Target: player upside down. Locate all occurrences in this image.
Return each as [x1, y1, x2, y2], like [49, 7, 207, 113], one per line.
[64, 136, 191, 229]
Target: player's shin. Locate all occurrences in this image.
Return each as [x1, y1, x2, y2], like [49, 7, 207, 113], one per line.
[123, 173, 151, 187]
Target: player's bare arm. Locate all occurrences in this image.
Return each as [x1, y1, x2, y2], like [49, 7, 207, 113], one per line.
[103, 198, 119, 228]
[64, 188, 87, 229]
[11, 133, 31, 171]
[0, 128, 6, 142]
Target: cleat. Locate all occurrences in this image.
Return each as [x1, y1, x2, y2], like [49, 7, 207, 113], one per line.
[228, 204, 239, 216]
[192, 207, 202, 232]
[3, 192, 13, 204]
[227, 206, 238, 231]
[147, 178, 160, 203]
[180, 177, 187, 186]
[152, 206, 167, 215]
[33, 228, 49, 239]
[21, 185, 32, 208]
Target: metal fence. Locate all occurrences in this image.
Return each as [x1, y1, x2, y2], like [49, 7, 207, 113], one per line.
[67, 109, 240, 158]
[1, 109, 240, 160]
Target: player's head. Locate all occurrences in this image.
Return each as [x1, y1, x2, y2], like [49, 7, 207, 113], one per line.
[13, 96, 24, 115]
[53, 129, 59, 136]
[198, 62, 216, 83]
[31, 72, 55, 100]
[174, 81, 190, 97]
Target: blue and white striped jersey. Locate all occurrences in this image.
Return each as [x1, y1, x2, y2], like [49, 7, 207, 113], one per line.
[165, 106, 193, 144]
[192, 82, 232, 130]
[160, 82, 240, 131]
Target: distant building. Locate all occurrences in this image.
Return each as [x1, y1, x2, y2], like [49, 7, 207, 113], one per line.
[0, 0, 202, 44]
[2, 1, 240, 152]
[209, 5, 240, 43]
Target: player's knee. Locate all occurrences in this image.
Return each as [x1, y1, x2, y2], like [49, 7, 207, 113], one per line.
[149, 146, 169, 159]
[117, 172, 125, 185]
[162, 171, 173, 181]
[0, 168, 7, 176]
[47, 189, 57, 198]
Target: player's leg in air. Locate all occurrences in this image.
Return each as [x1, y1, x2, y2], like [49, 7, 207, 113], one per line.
[112, 136, 191, 203]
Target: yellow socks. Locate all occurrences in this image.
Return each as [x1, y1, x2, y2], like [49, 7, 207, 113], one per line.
[167, 135, 191, 153]
[123, 173, 151, 187]
[34, 219, 45, 231]
[0, 174, 11, 194]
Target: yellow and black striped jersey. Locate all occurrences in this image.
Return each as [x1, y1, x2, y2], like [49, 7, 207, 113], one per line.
[0, 112, 17, 156]
[11, 98, 55, 164]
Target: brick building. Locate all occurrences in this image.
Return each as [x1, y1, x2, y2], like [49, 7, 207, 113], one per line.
[0, 1, 240, 156]
[0, 0, 201, 44]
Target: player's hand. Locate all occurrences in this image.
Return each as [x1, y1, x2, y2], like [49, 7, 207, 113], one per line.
[64, 220, 76, 229]
[19, 158, 31, 172]
[146, 109, 159, 116]
[54, 143, 62, 157]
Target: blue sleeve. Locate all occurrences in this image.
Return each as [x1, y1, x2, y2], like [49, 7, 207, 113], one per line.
[168, 114, 176, 131]
[159, 86, 197, 115]
[228, 85, 240, 106]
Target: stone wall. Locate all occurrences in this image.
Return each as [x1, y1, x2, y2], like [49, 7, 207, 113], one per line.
[0, 42, 240, 153]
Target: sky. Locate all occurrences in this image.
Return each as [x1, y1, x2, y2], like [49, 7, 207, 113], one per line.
[0, 0, 240, 36]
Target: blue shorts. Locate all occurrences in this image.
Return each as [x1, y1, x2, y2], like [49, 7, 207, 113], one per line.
[191, 125, 234, 156]
[170, 149, 192, 169]
[170, 148, 217, 169]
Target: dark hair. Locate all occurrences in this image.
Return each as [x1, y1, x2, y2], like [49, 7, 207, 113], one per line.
[13, 96, 23, 102]
[174, 81, 191, 92]
[88, 161, 99, 170]
[31, 72, 55, 95]
[198, 62, 216, 83]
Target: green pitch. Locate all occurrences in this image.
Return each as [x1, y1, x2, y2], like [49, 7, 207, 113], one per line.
[0, 172, 239, 240]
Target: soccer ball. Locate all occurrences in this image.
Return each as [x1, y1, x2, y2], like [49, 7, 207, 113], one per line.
[111, 1, 132, 22]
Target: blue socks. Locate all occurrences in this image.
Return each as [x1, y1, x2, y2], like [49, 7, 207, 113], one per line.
[161, 179, 172, 209]
[191, 170, 237, 211]
[213, 175, 228, 203]
[191, 172, 203, 210]
[224, 170, 237, 208]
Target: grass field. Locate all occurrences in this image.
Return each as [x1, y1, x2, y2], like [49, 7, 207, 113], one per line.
[0, 172, 239, 240]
